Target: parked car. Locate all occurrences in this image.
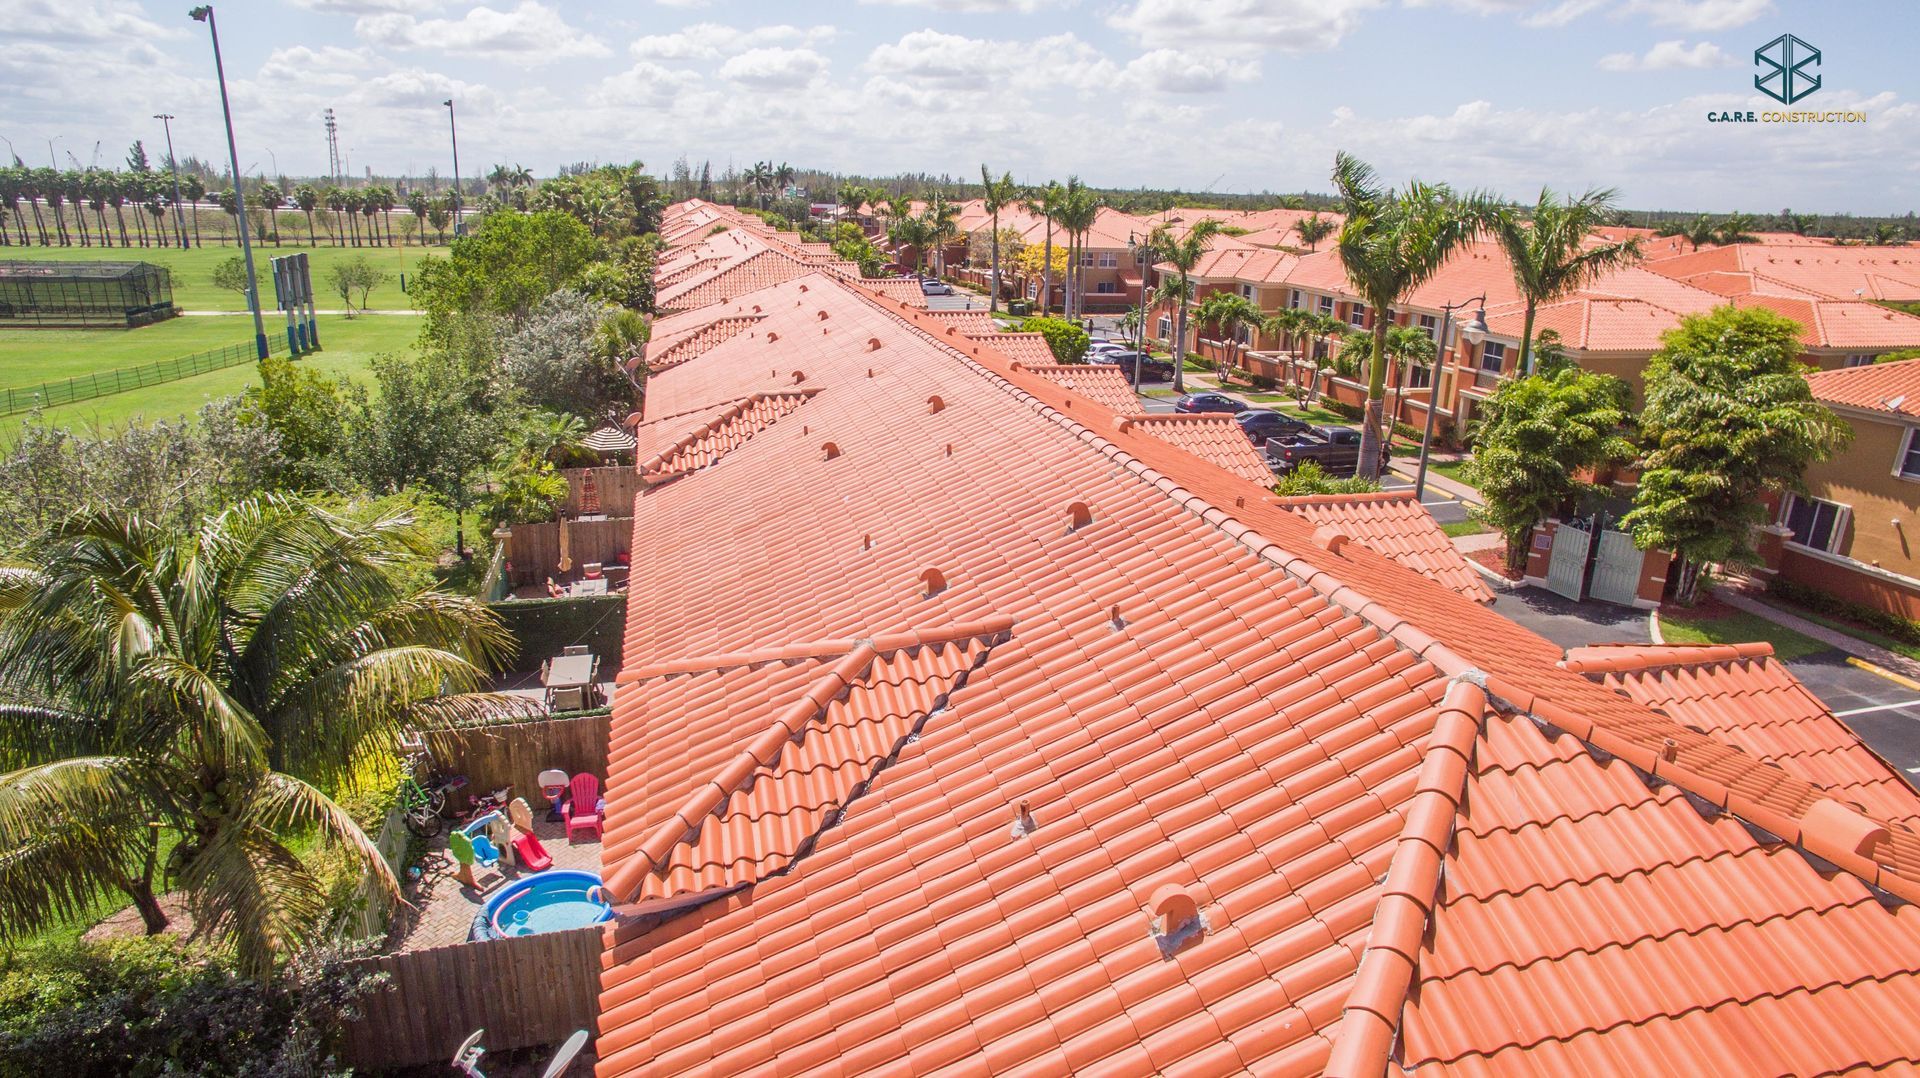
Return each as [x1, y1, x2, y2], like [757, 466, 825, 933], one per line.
[1265, 425, 1391, 476]
[1086, 341, 1128, 358]
[1235, 409, 1311, 447]
[1174, 392, 1248, 415]
[919, 278, 955, 296]
[1092, 351, 1174, 383]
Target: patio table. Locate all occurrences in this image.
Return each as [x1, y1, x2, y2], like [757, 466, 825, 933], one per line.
[544, 653, 595, 690]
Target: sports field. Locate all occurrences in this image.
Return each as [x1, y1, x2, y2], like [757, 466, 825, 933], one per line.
[13, 243, 434, 312]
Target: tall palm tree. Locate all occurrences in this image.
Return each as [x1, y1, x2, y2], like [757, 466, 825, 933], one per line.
[1144, 217, 1226, 394]
[919, 192, 960, 277]
[1330, 151, 1499, 480]
[774, 162, 796, 199]
[64, 171, 92, 246]
[1655, 215, 1717, 253]
[1023, 182, 1065, 315]
[406, 189, 431, 245]
[19, 168, 51, 246]
[1195, 292, 1265, 379]
[293, 184, 320, 246]
[1292, 213, 1334, 252]
[1055, 178, 1101, 321]
[82, 169, 113, 247]
[256, 182, 284, 245]
[0, 167, 25, 247]
[181, 174, 206, 248]
[0, 497, 531, 977]
[980, 166, 1017, 314]
[1489, 186, 1642, 376]
[1714, 212, 1758, 246]
[106, 172, 134, 247]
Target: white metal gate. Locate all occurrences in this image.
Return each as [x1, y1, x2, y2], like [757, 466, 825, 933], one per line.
[1590, 529, 1645, 606]
[1545, 523, 1592, 601]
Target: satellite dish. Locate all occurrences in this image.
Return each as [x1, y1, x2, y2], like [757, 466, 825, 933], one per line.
[541, 1030, 591, 1078]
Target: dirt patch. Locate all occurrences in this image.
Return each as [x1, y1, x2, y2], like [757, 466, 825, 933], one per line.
[83, 893, 196, 943]
[1467, 545, 1523, 580]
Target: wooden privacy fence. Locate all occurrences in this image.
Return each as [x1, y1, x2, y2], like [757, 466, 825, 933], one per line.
[505, 517, 631, 586]
[340, 924, 603, 1070]
[561, 466, 643, 517]
[425, 712, 610, 799]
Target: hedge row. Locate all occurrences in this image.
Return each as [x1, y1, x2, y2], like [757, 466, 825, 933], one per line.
[488, 594, 626, 673]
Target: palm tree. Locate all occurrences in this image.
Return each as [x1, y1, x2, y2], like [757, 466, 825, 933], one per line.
[256, 182, 285, 245]
[744, 162, 773, 210]
[360, 191, 380, 248]
[1330, 151, 1499, 480]
[0, 497, 531, 976]
[65, 171, 93, 246]
[508, 410, 599, 469]
[293, 184, 320, 246]
[1489, 186, 1643, 376]
[0, 167, 25, 247]
[1024, 182, 1064, 315]
[407, 189, 430, 245]
[774, 162, 796, 200]
[980, 166, 1017, 314]
[1783, 210, 1818, 236]
[1144, 217, 1226, 394]
[1055, 178, 1101, 321]
[105, 172, 134, 247]
[919, 192, 960, 278]
[1714, 212, 1758, 246]
[1292, 213, 1334, 252]
[1194, 292, 1265, 380]
[1870, 223, 1907, 246]
[1263, 307, 1313, 357]
[1655, 215, 1717, 252]
[18, 168, 51, 246]
[82, 169, 114, 247]
[182, 174, 206, 247]
[888, 212, 934, 275]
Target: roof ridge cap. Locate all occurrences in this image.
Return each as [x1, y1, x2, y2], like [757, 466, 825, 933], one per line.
[1486, 671, 1920, 906]
[1269, 490, 1415, 507]
[1328, 675, 1488, 1075]
[1561, 641, 1773, 675]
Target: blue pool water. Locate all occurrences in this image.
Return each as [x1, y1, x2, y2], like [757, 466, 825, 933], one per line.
[483, 870, 613, 938]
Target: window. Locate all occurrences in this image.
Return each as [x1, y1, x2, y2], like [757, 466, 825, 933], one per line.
[1234, 324, 1252, 344]
[1094, 281, 1118, 294]
[1478, 341, 1508, 372]
[1318, 295, 1335, 315]
[1098, 252, 1119, 268]
[1157, 316, 1172, 339]
[1240, 284, 1255, 300]
[1781, 493, 1848, 553]
[1847, 354, 1876, 367]
[1348, 303, 1368, 328]
[1079, 251, 1094, 267]
[1289, 289, 1303, 310]
[1418, 313, 1438, 341]
[1899, 428, 1920, 479]
[1408, 364, 1432, 388]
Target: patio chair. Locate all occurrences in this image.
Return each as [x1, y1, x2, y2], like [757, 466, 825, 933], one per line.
[550, 686, 586, 712]
[563, 773, 603, 842]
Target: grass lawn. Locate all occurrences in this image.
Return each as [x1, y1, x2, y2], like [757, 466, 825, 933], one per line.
[18, 243, 434, 313]
[1242, 392, 1291, 403]
[16, 314, 420, 432]
[1660, 607, 1828, 662]
[1753, 594, 1920, 662]
[1273, 404, 1351, 426]
[1426, 459, 1478, 489]
[1138, 387, 1178, 399]
[1442, 520, 1492, 538]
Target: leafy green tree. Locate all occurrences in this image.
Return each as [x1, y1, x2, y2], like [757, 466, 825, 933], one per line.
[239, 356, 349, 491]
[409, 209, 599, 339]
[1655, 215, 1718, 252]
[498, 291, 638, 423]
[1331, 151, 1500, 480]
[1016, 316, 1091, 363]
[0, 497, 528, 973]
[1466, 360, 1637, 570]
[828, 222, 886, 277]
[1194, 292, 1265, 376]
[980, 166, 1018, 313]
[1622, 306, 1851, 602]
[1273, 460, 1380, 496]
[324, 254, 387, 313]
[1292, 213, 1334, 252]
[345, 350, 500, 556]
[482, 461, 569, 529]
[211, 254, 251, 298]
[1489, 186, 1641, 375]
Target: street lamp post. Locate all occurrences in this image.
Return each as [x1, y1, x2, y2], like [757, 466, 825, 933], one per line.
[442, 99, 463, 237]
[189, 5, 269, 360]
[1414, 297, 1489, 502]
[153, 114, 189, 250]
[46, 137, 59, 170]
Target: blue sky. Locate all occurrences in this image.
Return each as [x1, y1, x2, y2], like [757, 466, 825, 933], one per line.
[5, 0, 1915, 212]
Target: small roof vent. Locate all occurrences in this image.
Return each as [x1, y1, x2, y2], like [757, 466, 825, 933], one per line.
[1313, 525, 1352, 555]
[1147, 884, 1205, 956]
[867, 337, 883, 352]
[792, 370, 807, 384]
[927, 395, 946, 414]
[821, 442, 840, 460]
[920, 568, 947, 598]
[817, 310, 829, 320]
[1067, 501, 1093, 532]
[767, 331, 780, 343]
[1009, 800, 1037, 837]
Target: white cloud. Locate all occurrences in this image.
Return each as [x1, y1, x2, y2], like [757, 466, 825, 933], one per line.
[866, 30, 1117, 96]
[356, 2, 610, 64]
[8, 0, 179, 42]
[718, 47, 829, 89]
[630, 23, 836, 62]
[258, 44, 380, 85]
[1517, 0, 1609, 27]
[288, 0, 444, 12]
[1622, 0, 1772, 31]
[1597, 40, 1733, 71]
[1122, 49, 1258, 94]
[653, 0, 711, 6]
[857, 0, 1052, 11]
[1108, 0, 1384, 54]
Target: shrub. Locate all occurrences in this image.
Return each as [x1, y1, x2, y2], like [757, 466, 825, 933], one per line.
[1014, 317, 1091, 363]
[0, 937, 387, 1077]
[1249, 374, 1278, 391]
[1272, 461, 1380, 497]
[1767, 578, 1920, 647]
[1321, 399, 1365, 421]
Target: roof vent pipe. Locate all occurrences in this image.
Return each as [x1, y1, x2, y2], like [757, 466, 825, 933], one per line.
[928, 395, 946, 414]
[867, 338, 883, 351]
[920, 568, 947, 598]
[1068, 501, 1093, 531]
[1010, 801, 1037, 837]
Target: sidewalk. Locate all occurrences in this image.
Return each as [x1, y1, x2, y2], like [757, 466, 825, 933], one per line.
[1714, 584, 1920, 683]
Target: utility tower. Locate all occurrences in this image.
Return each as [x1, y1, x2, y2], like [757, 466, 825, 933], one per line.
[324, 108, 342, 184]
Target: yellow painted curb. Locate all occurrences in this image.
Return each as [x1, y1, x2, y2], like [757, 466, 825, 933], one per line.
[1845, 655, 1920, 693]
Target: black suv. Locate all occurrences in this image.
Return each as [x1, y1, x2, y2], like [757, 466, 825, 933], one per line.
[1235, 409, 1310, 446]
[1093, 351, 1175, 383]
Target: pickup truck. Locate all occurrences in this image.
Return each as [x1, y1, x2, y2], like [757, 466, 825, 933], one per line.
[1265, 425, 1391, 476]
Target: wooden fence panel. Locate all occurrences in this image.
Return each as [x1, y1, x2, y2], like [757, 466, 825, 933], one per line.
[562, 467, 643, 517]
[341, 925, 602, 1070]
[505, 517, 632, 585]
[424, 713, 610, 800]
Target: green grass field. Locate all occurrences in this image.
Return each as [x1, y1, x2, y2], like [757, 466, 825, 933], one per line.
[9, 314, 420, 432]
[16, 243, 435, 312]
[1660, 607, 1828, 661]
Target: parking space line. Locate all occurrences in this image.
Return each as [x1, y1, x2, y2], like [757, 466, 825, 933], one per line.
[1844, 656, 1920, 692]
[1834, 699, 1920, 718]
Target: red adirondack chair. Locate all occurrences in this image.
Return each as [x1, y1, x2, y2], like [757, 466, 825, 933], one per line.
[562, 772, 602, 842]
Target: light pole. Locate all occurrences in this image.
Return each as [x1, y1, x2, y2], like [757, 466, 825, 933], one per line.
[442, 99, 463, 237]
[1414, 297, 1489, 502]
[46, 136, 59, 170]
[190, 5, 269, 360]
[153, 114, 189, 250]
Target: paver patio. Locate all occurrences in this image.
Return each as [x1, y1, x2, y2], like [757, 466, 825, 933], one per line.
[390, 812, 601, 952]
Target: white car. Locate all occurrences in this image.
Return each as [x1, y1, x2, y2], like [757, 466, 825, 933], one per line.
[1086, 341, 1128, 358]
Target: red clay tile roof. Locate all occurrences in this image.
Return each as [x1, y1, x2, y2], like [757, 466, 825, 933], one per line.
[1646, 243, 1920, 303]
[1273, 491, 1494, 602]
[1018, 362, 1141, 415]
[644, 315, 762, 373]
[1565, 642, 1920, 826]
[656, 249, 816, 312]
[1806, 357, 1920, 418]
[592, 217, 1920, 1076]
[922, 309, 999, 335]
[965, 332, 1055, 366]
[1114, 413, 1274, 485]
[639, 390, 816, 484]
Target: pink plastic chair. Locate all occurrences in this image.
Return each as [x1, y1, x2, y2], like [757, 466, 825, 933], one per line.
[562, 773, 602, 842]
